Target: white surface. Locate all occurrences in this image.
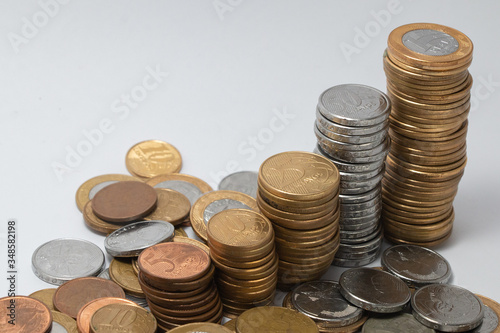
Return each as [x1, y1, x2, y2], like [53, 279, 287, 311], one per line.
[1, 0, 499, 305]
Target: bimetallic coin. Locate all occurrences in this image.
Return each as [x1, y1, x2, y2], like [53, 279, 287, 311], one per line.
[382, 245, 452, 287]
[291, 280, 364, 328]
[32, 238, 105, 285]
[339, 268, 411, 313]
[218, 171, 259, 198]
[125, 140, 182, 178]
[146, 173, 213, 205]
[144, 189, 191, 225]
[0, 296, 52, 333]
[412, 284, 484, 332]
[51, 311, 77, 333]
[236, 306, 319, 333]
[362, 313, 435, 333]
[104, 220, 175, 257]
[90, 303, 157, 333]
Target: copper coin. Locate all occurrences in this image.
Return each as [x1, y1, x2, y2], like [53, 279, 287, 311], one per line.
[91, 181, 158, 223]
[53, 277, 126, 319]
[77, 297, 138, 333]
[83, 200, 122, 235]
[138, 242, 211, 283]
[0, 296, 52, 333]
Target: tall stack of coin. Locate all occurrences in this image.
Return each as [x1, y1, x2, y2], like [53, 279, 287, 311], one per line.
[207, 209, 277, 316]
[314, 84, 391, 267]
[137, 242, 223, 331]
[257, 151, 340, 290]
[382, 23, 473, 246]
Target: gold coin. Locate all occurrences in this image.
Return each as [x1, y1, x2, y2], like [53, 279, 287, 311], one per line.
[52, 311, 78, 333]
[77, 297, 139, 333]
[148, 297, 223, 326]
[387, 50, 472, 76]
[258, 184, 338, 209]
[236, 306, 319, 333]
[382, 214, 454, 242]
[75, 174, 141, 212]
[175, 227, 188, 237]
[382, 206, 454, 225]
[209, 243, 275, 268]
[216, 275, 277, 302]
[138, 272, 210, 300]
[260, 203, 339, 230]
[143, 188, 191, 225]
[169, 323, 233, 333]
[223, 319, 237, 332]
[146, 173, 213, 199]
[29, 288, 56, 311]
[385, 166, 462, 190]
[382, 201, 452, 219]
[385, 230, 452, 248]
[190, 190, 259, 242]
[173, 236, 210, 254]
[389, 143, 467, 167]
[83, 200, 122, 234]
[125, 140, 182, 179]
[272, 217, 338, 242]
[256, 192, 336, 220]
[258, 151, 339, 201]
[90, 303, 157, 333]
[387, 23, 473, 70]
[211, 252, 279, 280]
[109, 258, 145, 298]
[386, 156, 466, 183]
[274, 227, 338, 250]
[217, 270, 278, 289]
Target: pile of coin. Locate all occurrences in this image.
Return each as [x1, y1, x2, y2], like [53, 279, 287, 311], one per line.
[256, 151, 340, 290]
[207, 209, 278, 316]
[314, 84, 390, 267]
[382, 23, 473, 246]
[137, 242, 223, 331]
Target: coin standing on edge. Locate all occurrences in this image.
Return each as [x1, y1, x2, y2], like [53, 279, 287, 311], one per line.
[32, 238, 105, 285]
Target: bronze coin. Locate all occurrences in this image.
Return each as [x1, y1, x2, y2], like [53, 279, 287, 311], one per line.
[138, 242, 211, 284]
[51, 310, 78, 333]
[90, 303, 157, 333]
[140, 264, 215, 292]
[83, 200, 122, 234]
[0, 296, 52, 333]
[77, 297, 138, 333]
[53, 277, 125, 319]
[144, 188, 191, 226]
[147, 288, 220, 317]
[145, 283, 218, 310]
[28, 288, 57, 311]
[92, 181, 158, 223]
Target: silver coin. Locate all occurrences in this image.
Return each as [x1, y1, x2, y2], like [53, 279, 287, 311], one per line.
[316, 120, 388, 145]
[104, 220, 175, 257]
[315, 124, 388, 152]
[218, 171, 258, 198]
[316, 134, 390, 164]
[203, 199, 252, 225]
[154, 180, 203, 205]
[98, 268, 110, 279]
[340, 202, 381, 218]
[51, 321, 69, 333]
[340, 166, 385, 183]
[291, 280, 364, 327]
[338, 231, 383, 254]
[32, 238, 105, 285]
[340, 209, 381, 230]
[341, 195, 381, 212]
[382, 245, 452, 288]
[340, 223, 380, 241]
[471, 303, 499, 333]
[341, 224, 382, 244]
[317, 84, 391, 127]
[340, 187, 381, 204]
[315, 109, 389, 136]
[335, 246, 381, 260]
[362, 313, 436, 333]
[314, 145, 386, 173]
[333, 252, 379, 268]
[89, 180, 119, 199]
[340, 169, 385, 189]
[339, 268, 411, 313]
[412, 284, 484, 332]
[402, 29, 459, 56]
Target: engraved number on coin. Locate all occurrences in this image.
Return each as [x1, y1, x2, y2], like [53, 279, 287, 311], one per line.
[97, 307, 137, 329]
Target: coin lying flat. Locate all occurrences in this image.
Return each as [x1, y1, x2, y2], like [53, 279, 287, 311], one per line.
[362, 313, 435, 332]
[472, 295, 500, 333]
[339, 268, 411, 313]
[382, 244, 452, 287]
[169, 322, 233, 332]
[51, 311, 77, 333]
[218, 171, 259, 198]
[32, 238, 105, 285]
[412, 284, 484, 332]
[144, 188, 191, 225]
[0, 296, 52, 333]
[29, 288, 57, 311]
[90, 303, 157, 333]
[77, 297, 139, 333]
[104, 220, 175, 257]
[126, 140, 182, 178]
[236, 306, 319, 333]
[109, 258, 145, 298]
[146, 173, 213, 205]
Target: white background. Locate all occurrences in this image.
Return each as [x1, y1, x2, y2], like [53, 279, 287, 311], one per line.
[1, 0, 500, 308]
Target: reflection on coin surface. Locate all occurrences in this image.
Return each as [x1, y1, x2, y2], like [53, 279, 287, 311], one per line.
[362, 313, 435, 333]
[412, 284, 484, 332]
[90, 303, 157, 333]
[218, 171, 259, 198]
[236, 306, 319, 333]
[32, 238, 105, 285]
[126, 140, 182, 178]
[402, 29, 459, 56]
[339, 268, 411, 313]
[104, 220, 175, 257]
[382, 245, 451, 287]
[291, 280, 363, 327]
[0, 296, 52, 333]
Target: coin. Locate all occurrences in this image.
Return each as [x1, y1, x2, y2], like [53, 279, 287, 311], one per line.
[29, 288, 57, 311]
[104, 220, 175, 257]
[473, 295, 500, 333]
[412, 284, 484, 332]
[52, 311, 77, 333]
[91, 181, 157, 223]
[339, 268, 411, 313]
[382, 244, 451, 287]
[143, 188, 191, 225]
[0, 296, 52, 333]
[362, 313, 435, 333]
[169, 323, 233, 332]
[218, 171, 259, 198]
[236, 306, 319, 333]
[190, 190, 259, 242]
[125, 140, 182, 178]
[90, 303, 157, 333]
[109, 258, 145, 298]
[76, 297, 139, 333]
[146, 173, 213, 204]
[75, 174, 141, 212]
[32, 238, 105, 285]
[53, 277, 125, 319]
[83, 200, 123, 234]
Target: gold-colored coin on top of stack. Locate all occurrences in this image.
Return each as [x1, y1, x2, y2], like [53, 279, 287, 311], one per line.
[207, 209, 277, 316]
[382, 23, 473, 246]
[257, 151, 340, 290]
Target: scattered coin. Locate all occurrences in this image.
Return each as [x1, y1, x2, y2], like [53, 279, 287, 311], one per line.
[28, 288, 56, 310]
[51, 311, 77, 333]
[77, 297, 139, 333]
[144, 188, 191, 225]
[0, 296, 52, 333]
[126, 139, 182, 178]
[218, 171, 259, 198]
[90, 303, 157, 333]
[109, 258, 145, 298]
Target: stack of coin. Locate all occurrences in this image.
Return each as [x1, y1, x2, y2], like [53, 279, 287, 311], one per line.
[137, 242, 223, 331]
[257, 151, 340, 290]
[382, 23, 473, 246]
[207, 209, 277, 316]
[314, 84, 391, 267]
